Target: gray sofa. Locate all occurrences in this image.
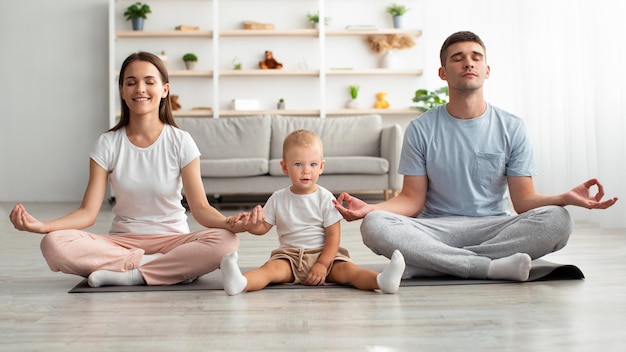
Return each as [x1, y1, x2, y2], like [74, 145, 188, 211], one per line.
[175, 114, 402, 200]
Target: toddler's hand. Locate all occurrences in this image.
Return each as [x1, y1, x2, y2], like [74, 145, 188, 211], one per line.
[304, 262, 327, 286]
[225, 212, 249, 227]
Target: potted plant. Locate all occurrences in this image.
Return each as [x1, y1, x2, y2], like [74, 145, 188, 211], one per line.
[386, 3, 409, 29]
[345, 85, 360, 109]
[277, 98, 285, 110]
[124, 2, 152, 31]
[306, 12, 330, 29]
[365, 34, 415, 68]
[232, 56, 242, 70]
[182, 53, 198, 70]
[411, 86, 449, 112]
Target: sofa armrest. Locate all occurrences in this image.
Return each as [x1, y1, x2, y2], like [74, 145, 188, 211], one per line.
[381, 124, 403, 191]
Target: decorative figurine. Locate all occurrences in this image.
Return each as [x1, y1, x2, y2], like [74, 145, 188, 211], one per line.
[170, 95, 182, 111]
[374, 92, 390, 109]
[259, 51, 283, 69]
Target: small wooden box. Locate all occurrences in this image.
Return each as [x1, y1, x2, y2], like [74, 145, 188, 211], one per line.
[242, 21, 275, 30]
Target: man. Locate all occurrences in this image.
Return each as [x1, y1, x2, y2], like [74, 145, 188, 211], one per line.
[333, 31, 618, 281]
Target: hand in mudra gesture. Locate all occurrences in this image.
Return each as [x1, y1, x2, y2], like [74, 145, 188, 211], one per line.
[565, 178, 618, 209]
[333, 192, 377, 221]
[9, 204, 46, 234]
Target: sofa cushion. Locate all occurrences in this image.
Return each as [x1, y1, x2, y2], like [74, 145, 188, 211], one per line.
[176, 115, 271, 159]
[270, 115, 382, 159]
[269, 156, 389, 176]
[201, 158, 268, 177]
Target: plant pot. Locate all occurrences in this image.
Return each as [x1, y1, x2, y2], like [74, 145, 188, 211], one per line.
[131, 18, 144, 31]
[379, 50, 397, 69]
[184, 61, 197, 70]
[345, 98, 360, 109]
[392, 15, 403, 29]
[277, 101, 285, 110]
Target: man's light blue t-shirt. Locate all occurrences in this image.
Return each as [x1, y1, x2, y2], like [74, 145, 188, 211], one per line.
[399, 103, 536, 217]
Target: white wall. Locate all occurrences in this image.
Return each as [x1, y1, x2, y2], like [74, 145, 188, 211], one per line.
[1, 0, 109, 202]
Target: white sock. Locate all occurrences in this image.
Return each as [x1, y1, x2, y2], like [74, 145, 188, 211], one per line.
[87, 269, 145, 287]
[487, 253, 532, 281]
[140, 253, 163, 266]
[376, 250, 406, 294]
[220, 252, 247, 296]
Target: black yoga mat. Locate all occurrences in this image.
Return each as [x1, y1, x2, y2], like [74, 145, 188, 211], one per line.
[68, 259, 584, 293]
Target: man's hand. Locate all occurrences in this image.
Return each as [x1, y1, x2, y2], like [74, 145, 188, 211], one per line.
[333, 192, 376, 221]
[565, 178, 618, 209]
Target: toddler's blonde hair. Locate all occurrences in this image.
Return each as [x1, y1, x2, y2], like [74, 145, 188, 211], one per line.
[282, 129, 323, 160]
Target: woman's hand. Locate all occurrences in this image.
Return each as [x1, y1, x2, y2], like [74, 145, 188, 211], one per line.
[226, 205, 270, 234]
[225, 211, 250, 227]
[9, 204, 46, 234]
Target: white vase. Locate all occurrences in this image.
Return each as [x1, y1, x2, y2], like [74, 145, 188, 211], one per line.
[379, 50, 397, 69]
[345, 98, 360, 109]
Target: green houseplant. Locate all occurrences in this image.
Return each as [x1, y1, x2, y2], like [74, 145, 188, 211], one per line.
[386, 3, 409, 28]
[182, 53, 198, 70]
[124, 2, 152, 31]
[349, 85, 360, 99]
[412, 87, 449, 112]
[345, 85, 360, 109]
[306, 12, 330, 28]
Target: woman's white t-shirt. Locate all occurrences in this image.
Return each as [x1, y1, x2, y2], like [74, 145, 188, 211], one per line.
[90, 124, 200, 235]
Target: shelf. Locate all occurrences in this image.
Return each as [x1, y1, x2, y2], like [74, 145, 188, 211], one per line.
[174, 109, 213, 117]
[118, 109, 214, 118]
[220, 109, 320, 117]
[326, 69, 423, 76]
[326, 29, 422, 37]
[114, 70, 213, 77]
[327, 109, 422, 116]
[219, 70, 319, 77]
[169, 70, 213, 77]
[110, 0, 424, 120]
[173, 109, 423, 118]
[219, 29, 318, 37]
[116, 30, 212, 38]
[217, 28, 422, 38]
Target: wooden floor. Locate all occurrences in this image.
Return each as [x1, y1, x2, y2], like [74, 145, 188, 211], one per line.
[2, 201, 626, 351]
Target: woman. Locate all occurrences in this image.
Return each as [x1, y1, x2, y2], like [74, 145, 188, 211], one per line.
[9, 52, 242, 287]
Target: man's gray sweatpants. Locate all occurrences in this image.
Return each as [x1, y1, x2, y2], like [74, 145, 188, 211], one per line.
[360, 205, 573, 279]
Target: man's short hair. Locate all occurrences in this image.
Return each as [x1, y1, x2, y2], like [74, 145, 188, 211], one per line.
[439, 31, 487, 66]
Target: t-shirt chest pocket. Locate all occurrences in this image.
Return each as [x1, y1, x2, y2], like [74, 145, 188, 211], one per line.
[472, 152, 505, 187]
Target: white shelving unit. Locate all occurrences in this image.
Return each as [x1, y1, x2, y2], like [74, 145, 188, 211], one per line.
[109, 0, 423, 123]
